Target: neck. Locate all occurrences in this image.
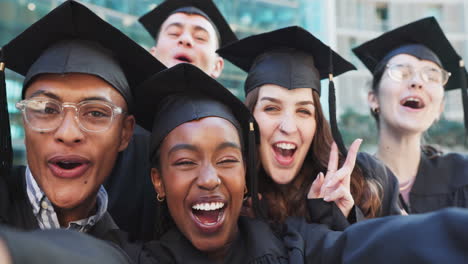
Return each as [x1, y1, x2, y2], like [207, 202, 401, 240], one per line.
[376, 124, 422, 184]
[54, 195, 98, 227]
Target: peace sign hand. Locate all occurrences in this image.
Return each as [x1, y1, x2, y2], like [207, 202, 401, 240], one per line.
[308, 139, 363, 218]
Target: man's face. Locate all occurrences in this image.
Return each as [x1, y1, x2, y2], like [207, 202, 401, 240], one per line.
[151, 12, 224, 78]
[23, 73, 134, 211]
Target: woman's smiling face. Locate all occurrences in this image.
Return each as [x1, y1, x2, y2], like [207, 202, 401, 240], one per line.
[253, 84, 316, 184]
[151, 117, 245, 254]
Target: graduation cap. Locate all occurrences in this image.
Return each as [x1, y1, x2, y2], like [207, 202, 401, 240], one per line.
[217, 26, 356, 156]
[135, 63, 262, 218]
[139, 0, 237, 47]
[353, 17, 468, 137]
[0, 0, 165, 177]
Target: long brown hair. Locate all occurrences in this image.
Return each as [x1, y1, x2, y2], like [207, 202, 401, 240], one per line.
[245, 87, 382, 225]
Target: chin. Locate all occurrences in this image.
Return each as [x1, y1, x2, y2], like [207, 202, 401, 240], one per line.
[269, 168, 297, 185]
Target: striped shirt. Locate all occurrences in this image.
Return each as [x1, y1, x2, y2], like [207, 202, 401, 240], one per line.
[25, 166, 108, 232]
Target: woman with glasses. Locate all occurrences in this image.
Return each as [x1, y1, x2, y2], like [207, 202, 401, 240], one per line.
[353, 17, 468, 213]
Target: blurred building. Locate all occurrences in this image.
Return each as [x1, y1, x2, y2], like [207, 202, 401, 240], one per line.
[331, 0, 468, 121]
[0, 0, 330, 164]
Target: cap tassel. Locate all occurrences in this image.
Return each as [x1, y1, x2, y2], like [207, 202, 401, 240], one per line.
[328, 74, 348, 156]
[0, 47, 12, 178]
[459, 59, 468, 145]
[247, 120, 263, 219]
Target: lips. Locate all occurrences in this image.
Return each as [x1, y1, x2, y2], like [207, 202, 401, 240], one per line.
[400, 96, 425, 110]
[174, 53, 193, 63]
[190, 198, 226, 234]
[272, 142, 297, 166]
[47, 155, 90, 179]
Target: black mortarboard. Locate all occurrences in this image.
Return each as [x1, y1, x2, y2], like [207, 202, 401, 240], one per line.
[139, 0, 237, 47]
[0, 1, 165, 177]
[135, 63, 262, 217]
[2, 0, 166, 108]
[353, 17, 468, 137]
[217, 26, 357, 155]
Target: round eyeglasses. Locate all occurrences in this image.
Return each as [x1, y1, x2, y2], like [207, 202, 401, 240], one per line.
[386, 64, 451, 86]
[16, 97, 126, 133]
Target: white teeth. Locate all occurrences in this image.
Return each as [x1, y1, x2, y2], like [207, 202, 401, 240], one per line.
[192, 202, 225, 211]
[406, 97, 420, 103]
[275, 142, 296, 150]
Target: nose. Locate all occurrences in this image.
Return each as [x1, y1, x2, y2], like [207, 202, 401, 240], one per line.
[54, 109, 84, 146]
[197, 163, 221, 191]
[409, 72, 424, 90]
[278, 112, 298, 135]
[178, 31, 193, 48]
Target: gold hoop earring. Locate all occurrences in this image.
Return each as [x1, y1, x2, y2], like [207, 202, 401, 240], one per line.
[243, 186, 249, 201]
[156, 193, 165, 202]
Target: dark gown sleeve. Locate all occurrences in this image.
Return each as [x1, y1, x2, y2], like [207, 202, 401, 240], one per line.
[0, 226, 132, 264]
[356, 153, 402, 217]
[104, 125, 157, 241]
[285, 208, 468, 264]
[307, 199, 355, 230]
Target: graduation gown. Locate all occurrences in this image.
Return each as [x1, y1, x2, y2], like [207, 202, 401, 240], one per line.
[104, 125, 157, 241]
[107, 209, 468, 264]
[402, 152, 468, 213]
[0, 225, 131, 264]
[0, 166, 118, 240]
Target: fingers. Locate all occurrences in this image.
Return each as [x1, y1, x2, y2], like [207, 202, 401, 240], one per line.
[308, 172, 325, 198]
[323, 185, 353, 202]
[342, 138, 363, 171]
[327, 142, 339, 175]
[323, 139, 363, 189]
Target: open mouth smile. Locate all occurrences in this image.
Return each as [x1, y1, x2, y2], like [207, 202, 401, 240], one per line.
[400, 96, 425, 110]
[190, 200, 226, 234]
[47, 155, 90, 179]
[272, 142, 297, 166]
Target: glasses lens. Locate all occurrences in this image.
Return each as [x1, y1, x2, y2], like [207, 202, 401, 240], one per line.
[421, 67, 445, 84]
[24, 99, 62, 131]
[79, 102, 114, 132]
[388, 64, 411, 82]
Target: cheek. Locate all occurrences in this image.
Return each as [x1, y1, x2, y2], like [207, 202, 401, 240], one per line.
[300, 119, 316, 145]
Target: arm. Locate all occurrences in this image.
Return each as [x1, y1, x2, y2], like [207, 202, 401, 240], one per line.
[0, 226, 132, 264]
[287, 208, 468, 263]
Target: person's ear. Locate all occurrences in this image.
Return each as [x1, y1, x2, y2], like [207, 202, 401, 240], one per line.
[368, 91, 380, 113]
[149, 46, 158, 57]
[210, 55, 224, 79]
[151, 167, 166, 199]
[118, 115, 135, 152]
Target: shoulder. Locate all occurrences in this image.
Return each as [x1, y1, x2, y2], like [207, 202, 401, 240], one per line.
[356, 152, 396, 184]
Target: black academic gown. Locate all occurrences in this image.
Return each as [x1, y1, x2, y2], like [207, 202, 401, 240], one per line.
[0, 166, 118, 240]
[107, 209, 468, 264]
[306, 153, 401, 230]
[104, 125, 157, 241]
[402, 152, 468, 213]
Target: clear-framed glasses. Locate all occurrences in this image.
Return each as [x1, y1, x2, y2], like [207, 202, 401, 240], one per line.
[16, 97, 126, 133]
[386, 63, 451, 85]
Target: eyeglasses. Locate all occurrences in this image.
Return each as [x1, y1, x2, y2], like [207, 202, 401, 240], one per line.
[386, 64, 451, 85]
[16, 97, 126, 133]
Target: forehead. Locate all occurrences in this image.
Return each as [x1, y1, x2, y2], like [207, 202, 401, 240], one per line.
[162, 13, 218, 34]
[258, 84, 314, 103]
[388, 53, 441, 69]
[24, 73, 126, 105]
[163, 116, 241, 147]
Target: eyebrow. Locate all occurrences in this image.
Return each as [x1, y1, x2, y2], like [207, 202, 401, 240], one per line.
[164, 22, 183, 31]
[259, 96, 314, 106]
[168, 144, 198, 156]
[28, 90, 61, 100]
[27, 90, 112, 103]
[215, 142, 241, 152]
